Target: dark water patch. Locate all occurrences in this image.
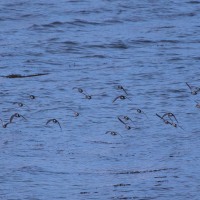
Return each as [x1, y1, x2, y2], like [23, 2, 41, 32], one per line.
[155, 180, 168, 183]
[43, 21, 65, 27]
[193, 56, 200, 60]
[20, 14, 36, 18]
[157, 26, 175, 29]
[151, 186, 174, 191]
[169, 12, 197, 19]
[107, 41, 129, 49]
[130, 39, 156, 45]
[167, 57, 183, 62]
[113, 168, 177, 175]
[16, 166, 70, 176]
[166, 89, 185, 94]
[80, 191, 90, 194]
[17, 166, 45, 173]
[19, 13, 45, 19]
[82, 54, 108, 59]
[85, 41, 128, 50]
[186, 1, 200, 4]
[28, 22, 66, 30]
[159, 40, 181, 44]
[1, 73, 49, 78]
[84, 44, 108, 49]
[103, 19, 123, 25]
[28, 24, 46, 31]
[68, 19, 102, 26]
[62, 41, 79, 46]
[3, 2, 28, 7]
[89, 140, 122, 145]
[154, 176, 167, 179]
[29, 60, 62, 66]
[113, 183, 131, 187]
[111, 195, 157, 200]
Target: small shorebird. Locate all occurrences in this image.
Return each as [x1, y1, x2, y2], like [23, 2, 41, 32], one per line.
[67, 109, 80, 117]
[105, 131, 122, 137]
[156, 113, 184, 130]
[118, 115, 134, 124]
[13, 102, 30, 109]
[161, 112, 178, 123]
[73, 87, 84, 94]
[124, 124, 134, 130]
[186, 82, 200, 95]
[113, 95, 131, 103]
[116, 85, 128, 95]
[0, 119, 12, 128]
[117, 115, 135, 130]
[129, 108, 148, 118]
[73, 87, 92, 99]
[9, 113, 27, 123]
[195, 100, 200, 108]
[46, 118, 62, 130]
[29, 95, 36, 99]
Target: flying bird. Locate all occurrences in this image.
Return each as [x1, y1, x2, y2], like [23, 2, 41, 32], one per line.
[112, 95, 131, 103]
[0, 119, 12, 128]
[9, 113, 27, 123]
[29, 95, 36, 99]
[129, 108, 148, 118]
[46, 118, 62, 130]
[73, 87, 84, 94]
[105, 131, 122, 137]
[13, 102, 30, 109]
[195, 100, 200, 108]
[186, 82, 200, 95]
[116, 85, 128, 95]
[161, 112, 178, 123]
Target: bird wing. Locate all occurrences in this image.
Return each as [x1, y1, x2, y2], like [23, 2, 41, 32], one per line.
[56, 120, 62, 131]
[186, 82, 192, 90]
[122, 87, 128, 95]
[118, 116, 126, 125]
[170, 114, 178, 123]
[113, 96, 120, 103]
[162, 113, 178, 123]
[20, 114, 27, 121]
[105, 131, 111, 134]
[46, 119, 53, 125]
[126, 96, 132, 101]
[9, 114, 16, 123]
[156, 113, 163, 120]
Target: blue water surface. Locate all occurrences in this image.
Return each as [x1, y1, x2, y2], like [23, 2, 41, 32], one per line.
[1, 0, 200, 199]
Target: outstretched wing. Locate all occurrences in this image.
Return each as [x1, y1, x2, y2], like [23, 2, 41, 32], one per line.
[20, 114, 27, 121]
[73, 87, 84, 93]
[56, 120, 62, 131]
[156, 113, 163, 120]
[186, 82, 192, 90]
[9, 114, 16, 123]
[112, 96, 120, 103]
[122, 87, 128, 95]
[118, 116, 126, 125]
[105, 131, 111, 134]
[46, 119, 53, 125]
[170, 114, 178, 123]
[162, 113, 178, 123]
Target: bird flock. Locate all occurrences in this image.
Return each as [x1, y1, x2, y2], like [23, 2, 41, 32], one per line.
[0, 82, 199, 135]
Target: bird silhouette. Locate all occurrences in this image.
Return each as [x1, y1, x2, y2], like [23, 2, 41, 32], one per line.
[9, 113, 27, 123]
[113, 95, 131, 103]
[46, 118, 62, 130]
